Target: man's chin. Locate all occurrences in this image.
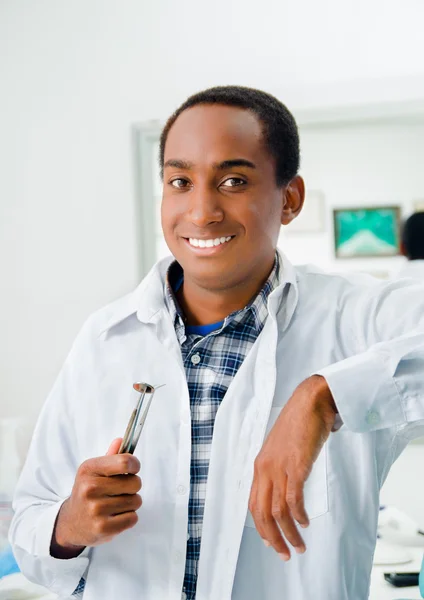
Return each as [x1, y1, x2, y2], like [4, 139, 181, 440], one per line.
[182, 265, 241, 292]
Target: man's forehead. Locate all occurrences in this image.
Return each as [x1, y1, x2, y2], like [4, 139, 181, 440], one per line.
[164, 104, 264, 161]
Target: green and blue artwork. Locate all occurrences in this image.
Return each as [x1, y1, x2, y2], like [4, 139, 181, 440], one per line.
[333, 207, 401, 258]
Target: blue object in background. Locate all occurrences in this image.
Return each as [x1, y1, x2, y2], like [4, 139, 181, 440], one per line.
[419, 553, 424, 598]
[0, 544, 20, 578]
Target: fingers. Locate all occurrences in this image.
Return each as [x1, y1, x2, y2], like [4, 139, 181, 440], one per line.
[248, 478, 272, 545]
[250, 477, 291, 560]
[103, 474, 142, 496]
[249, 477, 289, 556]
[90, 510, 139, 543]
[286, 473, 309, 528]
[271, 485, 306, 556]
[67, 440, 143, 549]
[82, 474, 142, 498]
[80, 453, 141, 477]
[92, 493, 142, 517]
[106, 438, 123, 456]
[249, 471, 307, 560]
[107, 511, 139, 534]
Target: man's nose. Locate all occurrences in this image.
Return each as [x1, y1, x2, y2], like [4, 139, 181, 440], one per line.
[187, 186, 224, 228]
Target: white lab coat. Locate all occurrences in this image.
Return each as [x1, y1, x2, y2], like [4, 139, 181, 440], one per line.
[397, 259, 424, 281]
[10, 252, 424, 600]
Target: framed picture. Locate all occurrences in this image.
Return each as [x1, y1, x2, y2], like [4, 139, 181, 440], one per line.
[333, 206, 401, 258]
[286, 190, 326, 234]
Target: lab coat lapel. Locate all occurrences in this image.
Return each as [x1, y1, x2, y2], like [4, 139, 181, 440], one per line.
[195, 313, 279, 599]
[196, 254, 299, 599]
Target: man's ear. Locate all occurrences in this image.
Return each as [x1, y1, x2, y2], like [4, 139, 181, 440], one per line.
[281, 175, 305, 225]
[400, 240, 407, 257]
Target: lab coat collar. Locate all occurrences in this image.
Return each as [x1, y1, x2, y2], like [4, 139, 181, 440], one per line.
[98, 250, 298, 339]
[97, 256, 173, 339]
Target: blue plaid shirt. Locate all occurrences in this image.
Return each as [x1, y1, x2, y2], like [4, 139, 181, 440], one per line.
[165, 254, 280, 600]
[72, 254, 280, 599]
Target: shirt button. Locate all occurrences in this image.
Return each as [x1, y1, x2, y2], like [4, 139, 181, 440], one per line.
[174, 550, 183, 563]
[181, 593, 187, 600]
[177, 484, 187, 495]
[366, 410, 380, 426]
[191, 353, 201, 365]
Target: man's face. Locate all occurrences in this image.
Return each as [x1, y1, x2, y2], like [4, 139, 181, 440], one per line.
[161, 104, 294, 291]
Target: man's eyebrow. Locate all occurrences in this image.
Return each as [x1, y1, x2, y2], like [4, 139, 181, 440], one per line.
[214, 159, 256, 170]
[163, 159, 194, 170]
[163, 158, 257, 171]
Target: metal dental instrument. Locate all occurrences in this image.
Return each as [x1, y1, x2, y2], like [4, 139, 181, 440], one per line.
[118, 382, 164, 455]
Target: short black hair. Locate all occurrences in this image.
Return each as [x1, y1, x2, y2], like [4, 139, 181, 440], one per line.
[159, 85, 300, 187]
[402, 212, 424, 260]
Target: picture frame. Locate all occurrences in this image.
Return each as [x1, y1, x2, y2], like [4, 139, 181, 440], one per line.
[286, 189, 326, 234]
[333, 206, 401, 258]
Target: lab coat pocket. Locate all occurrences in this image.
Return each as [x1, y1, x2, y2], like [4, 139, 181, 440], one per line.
[245, 406, 328, 528]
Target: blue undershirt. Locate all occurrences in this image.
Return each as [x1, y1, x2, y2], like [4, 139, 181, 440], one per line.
[174, 274, 224, 335]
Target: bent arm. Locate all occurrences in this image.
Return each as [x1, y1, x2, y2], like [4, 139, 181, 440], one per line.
[317, 279, 424, 438]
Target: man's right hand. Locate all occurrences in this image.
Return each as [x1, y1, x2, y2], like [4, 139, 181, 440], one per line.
[50, 438, 142, 559]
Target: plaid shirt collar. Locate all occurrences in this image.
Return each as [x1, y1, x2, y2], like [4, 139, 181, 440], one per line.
[165, 253, 281, 343]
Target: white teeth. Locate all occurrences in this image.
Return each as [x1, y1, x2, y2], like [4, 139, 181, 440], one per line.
[188, 236, 233, 248]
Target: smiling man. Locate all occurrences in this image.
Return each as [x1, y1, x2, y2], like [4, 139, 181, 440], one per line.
[160, 99, 303, 326]
[10, 86, 424, 600]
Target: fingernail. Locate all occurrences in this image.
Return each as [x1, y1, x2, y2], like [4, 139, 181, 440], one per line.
[295, 545, 306, 554]
[263, 540, 271, 548]
[278, 552, 290, 561]
[300, 523, 309, 529]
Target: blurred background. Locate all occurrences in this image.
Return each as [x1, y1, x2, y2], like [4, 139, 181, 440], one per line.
[1, 0, 424, 594]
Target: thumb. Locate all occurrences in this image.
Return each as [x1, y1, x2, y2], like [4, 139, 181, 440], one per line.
[106, 438, 123, 456]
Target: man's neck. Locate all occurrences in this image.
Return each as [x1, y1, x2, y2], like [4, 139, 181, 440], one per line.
[176, 262, 275, 326]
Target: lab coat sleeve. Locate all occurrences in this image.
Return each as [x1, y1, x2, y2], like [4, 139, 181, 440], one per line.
[316, 279, 424, 437]
[9, 321, 92, 597]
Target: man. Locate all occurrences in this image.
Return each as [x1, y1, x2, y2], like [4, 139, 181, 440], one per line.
[10, 86, 424, 600]
[398, 211, 424, 280]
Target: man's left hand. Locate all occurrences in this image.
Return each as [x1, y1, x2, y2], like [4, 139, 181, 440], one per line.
[248, 375, 337, 560]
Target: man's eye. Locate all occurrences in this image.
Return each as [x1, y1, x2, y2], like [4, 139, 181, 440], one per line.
[221, 177, 246, 187]
[170, 178, 190, 189]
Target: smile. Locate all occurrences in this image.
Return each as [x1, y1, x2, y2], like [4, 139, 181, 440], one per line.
[188, 236, 232, 248]
[182, 235, 235, 255]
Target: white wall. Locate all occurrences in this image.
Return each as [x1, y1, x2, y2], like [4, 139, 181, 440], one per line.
[380, 444, 424, 529]
[1, 1, 424, 518]
[280, 120, 424, 276]
[2, 0, 424, 424]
